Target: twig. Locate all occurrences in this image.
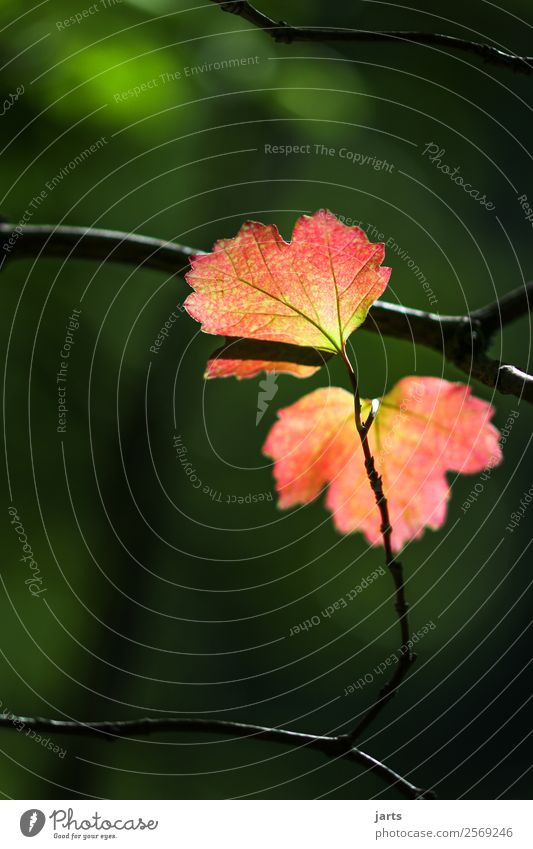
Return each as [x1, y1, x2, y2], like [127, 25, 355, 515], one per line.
[341, 348, 415, 742]
[0, 713, 434, 799]
[210, 0, 533, 73]
[470, 284, 533, 337]
[1, 223, 531, 402]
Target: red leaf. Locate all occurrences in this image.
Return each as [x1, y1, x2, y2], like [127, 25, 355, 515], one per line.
[263, 377, 502, 551]
[184, 209, 390, 378]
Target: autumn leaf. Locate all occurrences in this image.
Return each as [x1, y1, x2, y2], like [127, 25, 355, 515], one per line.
[263, 377, 502, 551]
[184, 209, 391, 378]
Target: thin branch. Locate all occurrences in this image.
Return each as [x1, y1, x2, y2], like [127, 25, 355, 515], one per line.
[0, 713, 434, 799]
[341, 348, 415, 743]
[210, 0, 533, 73]
[1, 223, 532, 402]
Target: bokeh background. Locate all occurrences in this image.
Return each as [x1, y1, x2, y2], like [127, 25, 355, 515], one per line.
[0, 0, 532, 800]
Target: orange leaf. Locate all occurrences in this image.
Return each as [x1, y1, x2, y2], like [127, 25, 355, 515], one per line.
[263, 378, 502, 551]
[184, 209, 390, 377]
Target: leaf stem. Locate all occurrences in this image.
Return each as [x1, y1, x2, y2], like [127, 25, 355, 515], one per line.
[341, 346, 415, 743]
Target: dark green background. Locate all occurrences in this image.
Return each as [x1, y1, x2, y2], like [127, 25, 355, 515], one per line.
[0, 0, 532, 799]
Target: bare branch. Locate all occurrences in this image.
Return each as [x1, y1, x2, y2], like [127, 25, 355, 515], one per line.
[1, 223, 531, 402]
[210, 0, 533, 73]
[0, 713, 434, 799]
